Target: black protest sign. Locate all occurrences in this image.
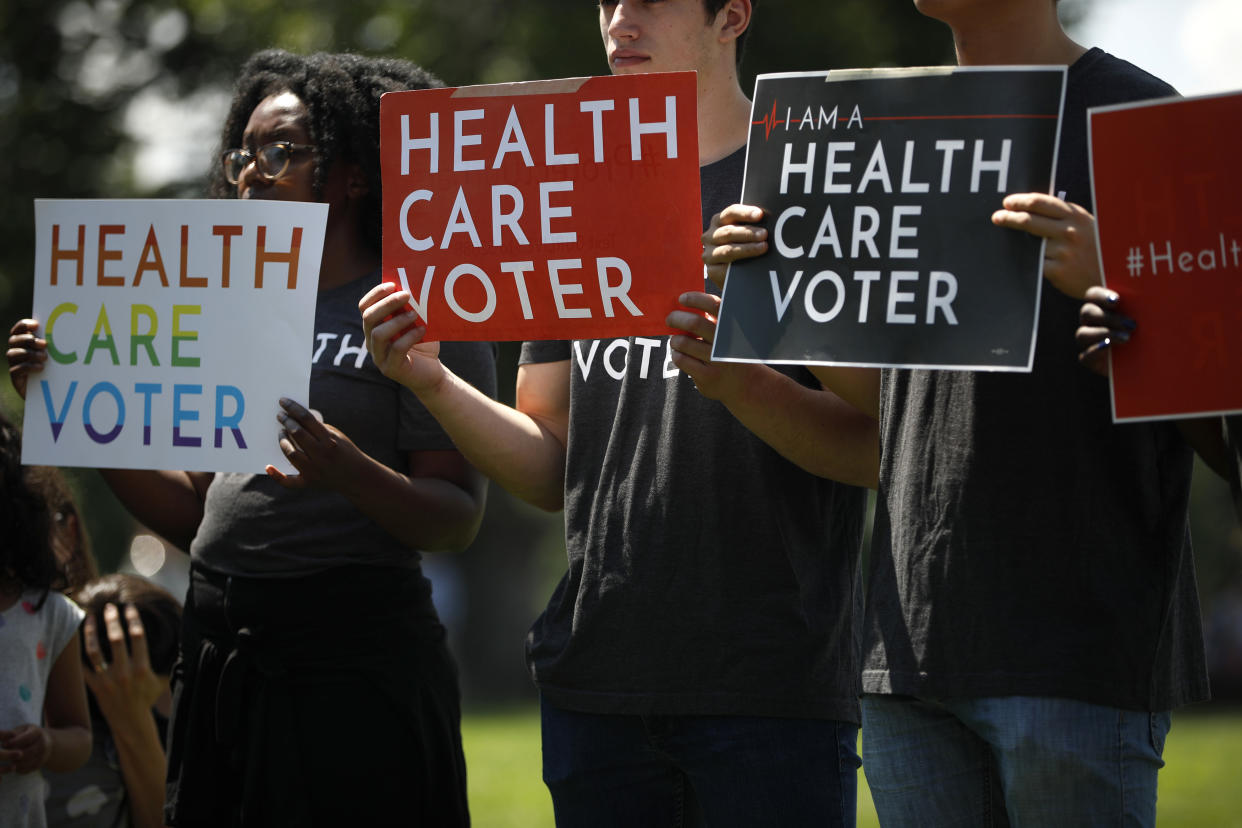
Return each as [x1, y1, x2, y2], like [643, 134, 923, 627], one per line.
[713, 67, 1065, 370]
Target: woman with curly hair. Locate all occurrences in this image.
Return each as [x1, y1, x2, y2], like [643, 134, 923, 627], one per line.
[10, 49, 496, 827]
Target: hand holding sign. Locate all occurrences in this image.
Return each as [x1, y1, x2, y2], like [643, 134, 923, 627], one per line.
[702, 204, 768, 291]
[1074, 285, 1131, 375]
[991, 192, 1101, 300]
[359, 281, 446, 397]
[666, 291, 760, 402]
[6, 318, 47, 400]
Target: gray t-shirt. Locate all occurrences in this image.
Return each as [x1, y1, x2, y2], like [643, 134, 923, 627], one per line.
[864, 49, 1208, 712]
[521, 149, 867, 722]
[192, 273, 497, 577]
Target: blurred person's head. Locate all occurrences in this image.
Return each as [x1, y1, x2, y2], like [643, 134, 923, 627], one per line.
[23, 464, 98, 591]
[211, 50, 442, 256]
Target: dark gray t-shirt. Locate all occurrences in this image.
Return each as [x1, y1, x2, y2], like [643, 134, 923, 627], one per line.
[192, 273, 497, 577]
[865, 49, 1208, 711]
[521, 149, 868, 722]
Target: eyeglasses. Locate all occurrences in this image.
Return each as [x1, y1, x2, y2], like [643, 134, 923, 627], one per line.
[221, 141, 316, 185]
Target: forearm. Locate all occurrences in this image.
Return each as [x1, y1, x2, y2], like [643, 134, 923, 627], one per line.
[108, 713, 167, 828]
[42, 725, 92, 773]
[97, 469, 207, 551]
[1178, 416, 1231, 479]
[807, 365, 882, 420]
[338, 454, 486, 551]
[721, 365, 879, 488]
[415, 368, 567, 511]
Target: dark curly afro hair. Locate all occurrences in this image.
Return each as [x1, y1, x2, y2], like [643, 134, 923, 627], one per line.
[210, 50, 442, 255]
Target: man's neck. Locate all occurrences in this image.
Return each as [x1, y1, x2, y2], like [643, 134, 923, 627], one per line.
[697, 65, 752, 166]
[949, 4, 1087, 67]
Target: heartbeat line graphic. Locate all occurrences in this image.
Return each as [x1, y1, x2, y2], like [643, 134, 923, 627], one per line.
[750, 100, 1056, 140]
[751, 100, 787, 139]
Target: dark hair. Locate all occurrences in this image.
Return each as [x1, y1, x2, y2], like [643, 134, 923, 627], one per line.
[210, 50, 442, 255]
[0, 410, 66, 606]
[703, 0, 757, 70]
[75, 574, 183, 676]
[24, 464, 97, 591]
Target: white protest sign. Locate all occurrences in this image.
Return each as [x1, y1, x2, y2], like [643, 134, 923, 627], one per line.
[23, 199, 327, 473]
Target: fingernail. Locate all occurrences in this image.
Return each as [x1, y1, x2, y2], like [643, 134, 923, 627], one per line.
[1103, 291, 1120, 305]
[1121, 317, 1136, 331]
[1114, 330, 1131, 343]
[277, 412, 287, 424]
[278, 397, 291, 406]
[1085, 337, 1112, 355]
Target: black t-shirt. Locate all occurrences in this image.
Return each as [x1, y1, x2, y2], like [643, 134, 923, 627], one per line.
[864, 49, 1209, 711]
[521, 148, 868, 721]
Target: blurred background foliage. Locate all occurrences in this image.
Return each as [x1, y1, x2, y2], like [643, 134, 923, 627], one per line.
[2, 0, 1239, 705]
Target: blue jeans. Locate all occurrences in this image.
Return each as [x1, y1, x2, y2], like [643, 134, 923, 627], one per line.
[541, 698, 861, 827]
[861, 695, 1171, 827]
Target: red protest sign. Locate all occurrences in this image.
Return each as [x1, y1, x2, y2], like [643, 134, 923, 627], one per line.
[380, 72, 701, 342]
[1090, 91, 1242, 421]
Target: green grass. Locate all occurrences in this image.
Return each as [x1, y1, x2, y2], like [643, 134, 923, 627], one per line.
[462, 706, 1242, 827]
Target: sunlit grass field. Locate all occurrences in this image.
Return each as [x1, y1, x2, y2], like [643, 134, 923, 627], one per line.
[461, 706, 1242, 827]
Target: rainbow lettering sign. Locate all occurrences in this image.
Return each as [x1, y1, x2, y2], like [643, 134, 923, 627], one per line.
[23, 200, 327, 474]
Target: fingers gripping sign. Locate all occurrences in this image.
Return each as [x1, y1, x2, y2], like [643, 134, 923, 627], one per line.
[1075, 285, 1136, 377]
[991, 192, 1101, 299]
[6, 318, 48, 400]
[359, 282, 445, 395]
[702, 204, 769, 291]
[666, 291, 757, 402]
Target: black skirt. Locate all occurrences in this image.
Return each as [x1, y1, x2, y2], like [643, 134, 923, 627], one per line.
[164, 562, 469, 827]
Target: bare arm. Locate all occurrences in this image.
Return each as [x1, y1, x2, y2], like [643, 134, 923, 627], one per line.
[697, 203, 883, 478]
[83, 605, 166, 828]
[667, 292, 878, 488]
[808, 365, 882, 422]
[1178, 417, 1232, 480]
[361, 282, 570, 512]
[265, 398, 490, 551]
[96, 469, 212, 552]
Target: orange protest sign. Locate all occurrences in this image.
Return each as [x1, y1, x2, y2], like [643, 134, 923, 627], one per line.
[380, 72, 701, 342]
[1091, 91, 1242, 421]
